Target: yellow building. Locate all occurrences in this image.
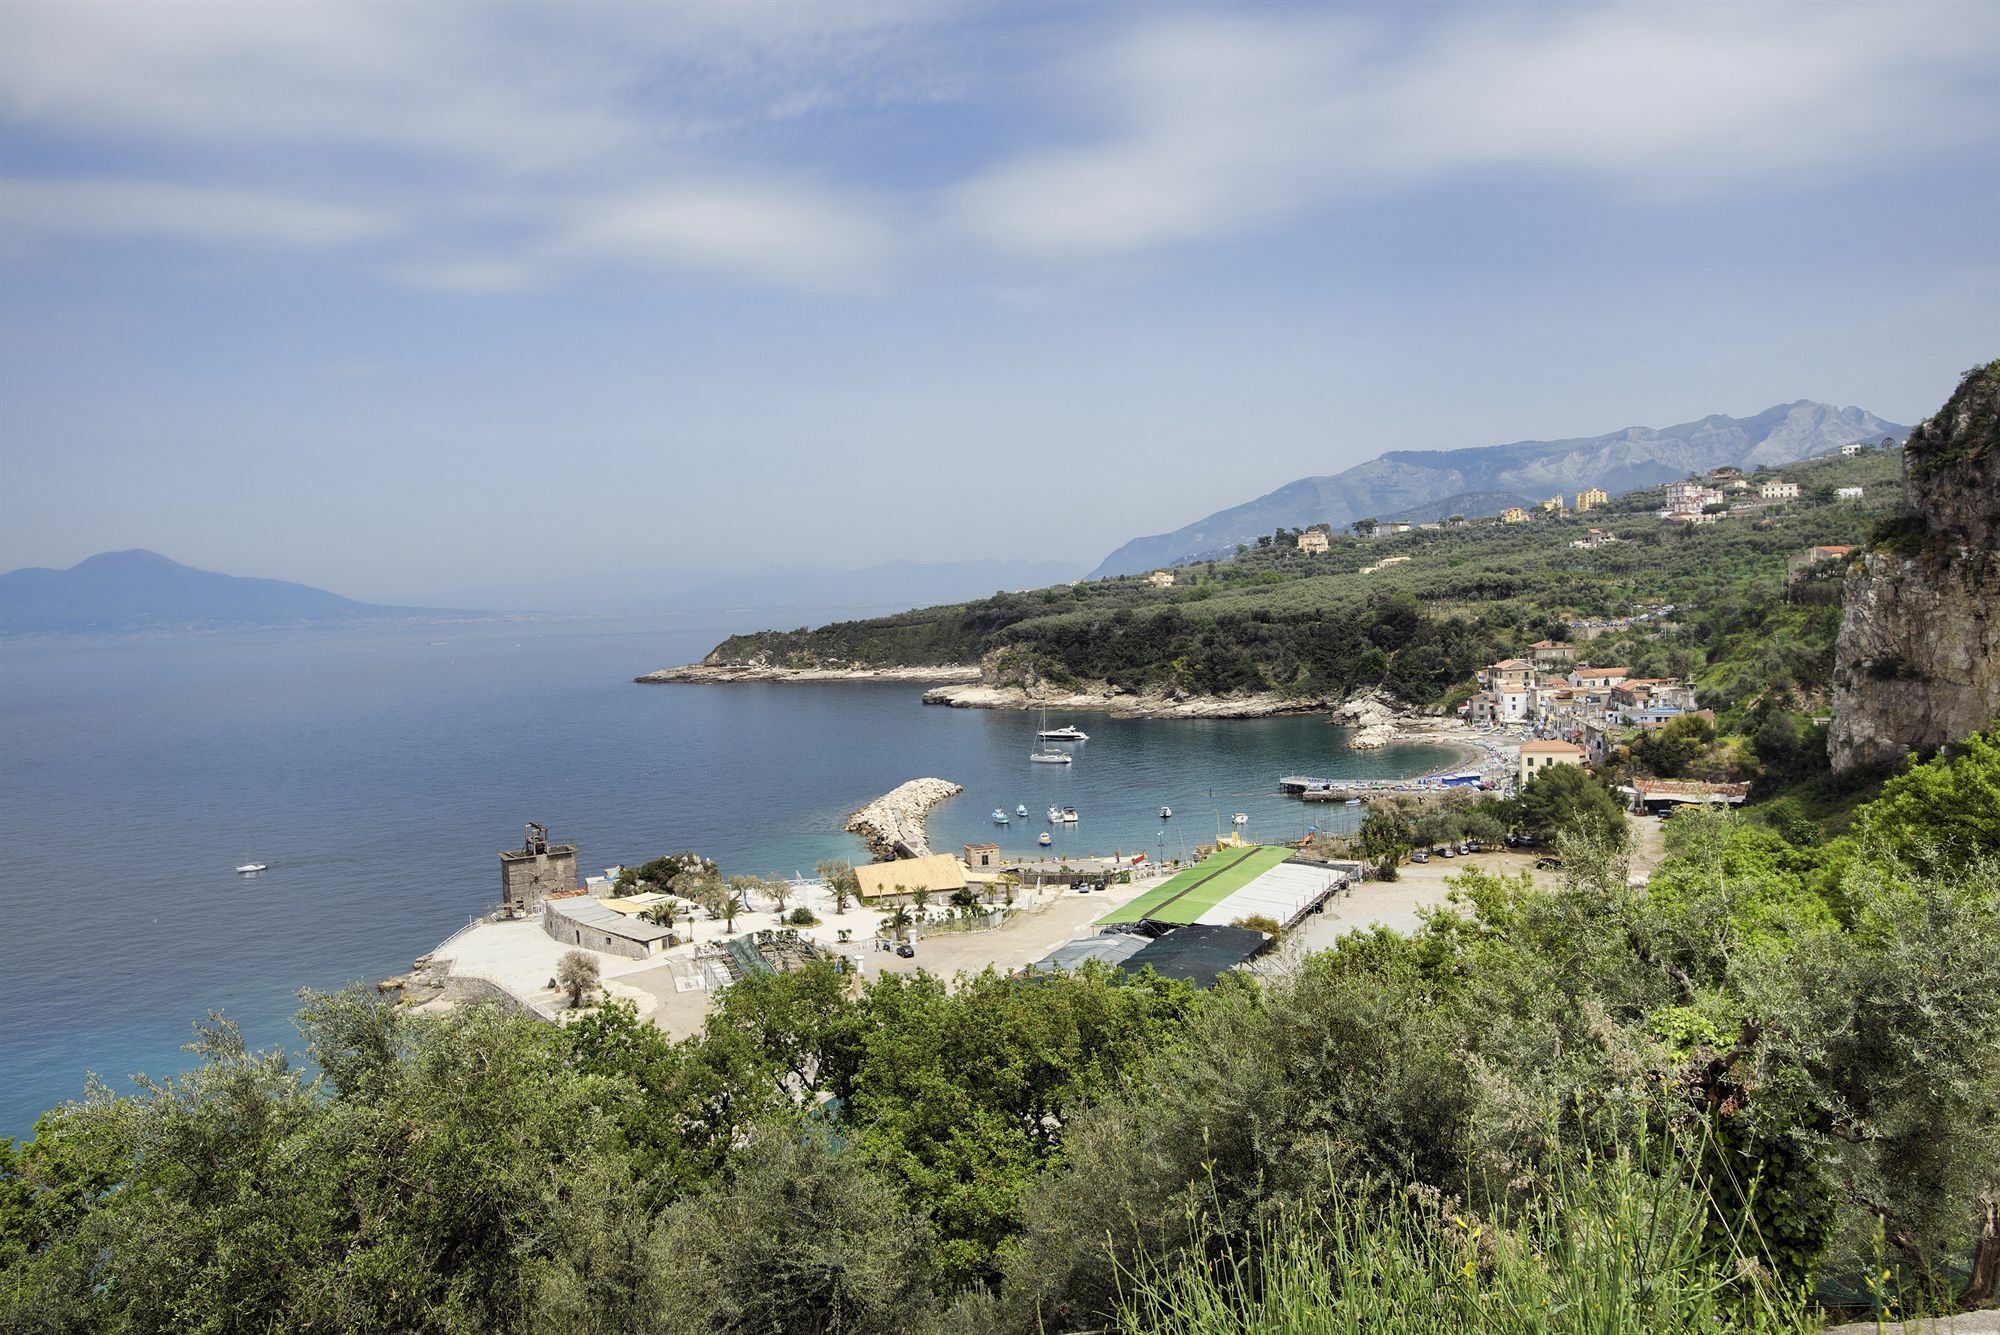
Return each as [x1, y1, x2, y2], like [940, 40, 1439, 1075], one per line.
[1296, 528, 1330, 554]
[1146, 570, 1176, 588]
[1575, 487, 1608, 512]
[853, 854, 967, 903]
[1500, 506, 1530, 524]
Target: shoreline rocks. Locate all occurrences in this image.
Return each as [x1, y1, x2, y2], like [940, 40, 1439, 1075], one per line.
[845, 777, 965, 859]
[636, 662, 982, 686]
[920, 680, 1339, 719]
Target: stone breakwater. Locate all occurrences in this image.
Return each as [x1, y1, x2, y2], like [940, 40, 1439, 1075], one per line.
[637, 662, 982, 685]
[846, 777, 965, 859]
[921, 681, 1338, 719]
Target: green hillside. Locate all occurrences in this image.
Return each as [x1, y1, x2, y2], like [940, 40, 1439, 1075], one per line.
[713, 450, 1903, 710]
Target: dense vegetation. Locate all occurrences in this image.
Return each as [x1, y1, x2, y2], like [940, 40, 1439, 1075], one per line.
[6, 734, 1997, 1333]
[713, 451, 1902, 711]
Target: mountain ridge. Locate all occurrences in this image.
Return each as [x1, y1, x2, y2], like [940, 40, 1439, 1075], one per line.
[1089, 399, 1906, 576]
[0, 550, 455, 636]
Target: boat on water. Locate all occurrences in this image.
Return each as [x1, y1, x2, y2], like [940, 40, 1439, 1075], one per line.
[1345, 798, 1363, 807]
[1029, 707, 1075, 764]
[1016, 803, 1028, 817]
[1160, 806, 1173, 819]
[1038, 832, 1052, 846]
[992, 808, 1010, 823]
[236, 835, 267, 875]
[1037, 724, 1089, 741]
[1232, 812, 1249, 825]
[1046, 805, 1079, 824]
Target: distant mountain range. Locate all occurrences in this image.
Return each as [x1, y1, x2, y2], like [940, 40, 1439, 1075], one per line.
[2, 551, 1093, 637]
[0, 550, 450, 636]
[1089, 400, 1907, 577]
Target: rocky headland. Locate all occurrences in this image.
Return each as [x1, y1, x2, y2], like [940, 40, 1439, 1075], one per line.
[920, 680, 1340, 719]
[845, 778, 965, 859]
[1830, 360, 1999, 772]
[637, 662, 981, 685]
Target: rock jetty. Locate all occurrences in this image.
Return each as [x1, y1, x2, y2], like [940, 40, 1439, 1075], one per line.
[846, 777, 965, 859]
[637, 662, 981, 685]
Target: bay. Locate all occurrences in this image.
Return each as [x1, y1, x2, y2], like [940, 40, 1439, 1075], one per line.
[0, 615, 1460, 1137]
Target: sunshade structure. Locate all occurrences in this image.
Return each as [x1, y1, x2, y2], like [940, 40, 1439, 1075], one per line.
[1027, 933, 1148, 974]
[1097, 845, 1344, 929]
[1117, 924, 1269, 987]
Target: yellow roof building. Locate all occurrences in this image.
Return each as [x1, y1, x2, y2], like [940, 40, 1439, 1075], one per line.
[853, 854, 968, 902]
[1575, 487, 1608, 512]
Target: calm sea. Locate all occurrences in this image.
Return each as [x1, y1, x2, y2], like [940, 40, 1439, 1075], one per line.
[0, 616, 1458, 1137]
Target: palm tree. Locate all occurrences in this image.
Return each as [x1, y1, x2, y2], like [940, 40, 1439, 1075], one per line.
[556, 950, 599, 1009]
[912, 886, 932, 914]
[721, 893, 747, 933]
[816, 859, 856, 915]
[887, 905, 913, 940]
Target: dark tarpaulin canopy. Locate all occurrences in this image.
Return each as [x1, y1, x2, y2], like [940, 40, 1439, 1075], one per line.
[1117, 924, 1269, 988]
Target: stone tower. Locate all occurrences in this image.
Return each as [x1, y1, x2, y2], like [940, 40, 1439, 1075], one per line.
[498, 822, 578, 917]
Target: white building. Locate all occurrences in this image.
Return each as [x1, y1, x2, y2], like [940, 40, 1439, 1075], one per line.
[1759, 481, 1800, 500]
[1836, 486, 1865, 501]
[1841, 443, 1862, 457]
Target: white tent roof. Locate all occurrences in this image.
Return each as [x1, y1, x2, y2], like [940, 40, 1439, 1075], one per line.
[1191, 861, 1348, 927]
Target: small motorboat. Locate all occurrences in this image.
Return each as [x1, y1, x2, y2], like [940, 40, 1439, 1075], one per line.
[1016, 803, 1028, 817]
[992, 808, 1010, 823]
[1048, 805, 1064, 823]
[1038, 832, 1052, 846]
[236, 862, 268, 875]
[1232, 812, 1249, 825]
[1344, 798, 1362, 807]
[1060, 806, 1079, 824]
[1030, 748, 1073, 764]
[1160, 806, 1173, 819]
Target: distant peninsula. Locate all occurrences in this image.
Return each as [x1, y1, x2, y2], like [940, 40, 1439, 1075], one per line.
[0, 550, 485, 637]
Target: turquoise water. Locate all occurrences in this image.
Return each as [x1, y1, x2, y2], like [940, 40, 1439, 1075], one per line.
[0, 617, 1459, 1136]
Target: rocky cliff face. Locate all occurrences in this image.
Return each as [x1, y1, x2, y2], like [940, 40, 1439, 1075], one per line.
[1830, 362, 2000, 772]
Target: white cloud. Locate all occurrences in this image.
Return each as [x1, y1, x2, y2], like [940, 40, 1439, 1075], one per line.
[955, 3, 2000, 256]
[553, 181, 895, 291]
[0, 179, 396, 248]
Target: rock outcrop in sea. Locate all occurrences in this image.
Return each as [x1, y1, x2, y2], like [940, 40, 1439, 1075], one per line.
[1329, 692, 1399, 748]
[845, 778, 964, 859]
[1830, 360, 2000, 772]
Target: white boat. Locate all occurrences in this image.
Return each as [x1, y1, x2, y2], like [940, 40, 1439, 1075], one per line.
[1160, 806, 1173, 819]
[1038, 832, 1052, 846]
[1037, 724, 1089, 741]
[1059, 806, 1079, 824]
[1047, 805, 1064, 823]
[1232, 812, 1249, 825]
[992, 808, 1010, 823]
[235, 835, 266, 875]
[1016, 804, 1028, 817]
[1029, 707, 1075, 764]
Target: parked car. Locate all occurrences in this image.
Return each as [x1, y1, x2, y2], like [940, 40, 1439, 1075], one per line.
[895, 943, 916, 958]
[1411, 849, 1431, 864]
[1457, 842, 1474, 855]
[1437, 846, 1455, 859]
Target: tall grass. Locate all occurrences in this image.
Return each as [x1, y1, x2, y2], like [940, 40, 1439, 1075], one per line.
[1114, 1136, 1819, 1334]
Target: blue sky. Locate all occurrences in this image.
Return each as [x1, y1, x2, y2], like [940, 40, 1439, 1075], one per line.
[2, 0, 1995, 598]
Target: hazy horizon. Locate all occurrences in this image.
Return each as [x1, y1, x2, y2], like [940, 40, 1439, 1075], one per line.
[4, 1, 1995, 595]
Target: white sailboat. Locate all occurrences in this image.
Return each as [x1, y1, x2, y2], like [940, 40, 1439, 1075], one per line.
[1029, 707, 1073, 764]
[236, 835, 267, 875]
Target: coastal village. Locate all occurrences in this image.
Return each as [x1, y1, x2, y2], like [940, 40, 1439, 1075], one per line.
[400, 625, 1739, 1031]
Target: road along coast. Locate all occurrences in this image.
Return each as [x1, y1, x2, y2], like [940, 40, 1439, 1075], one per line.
[845, 777, 964, 858]
[636, 662, 982, 685]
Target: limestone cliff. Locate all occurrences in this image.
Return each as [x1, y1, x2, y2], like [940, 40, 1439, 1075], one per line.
[1830, 361, 2000, 771]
